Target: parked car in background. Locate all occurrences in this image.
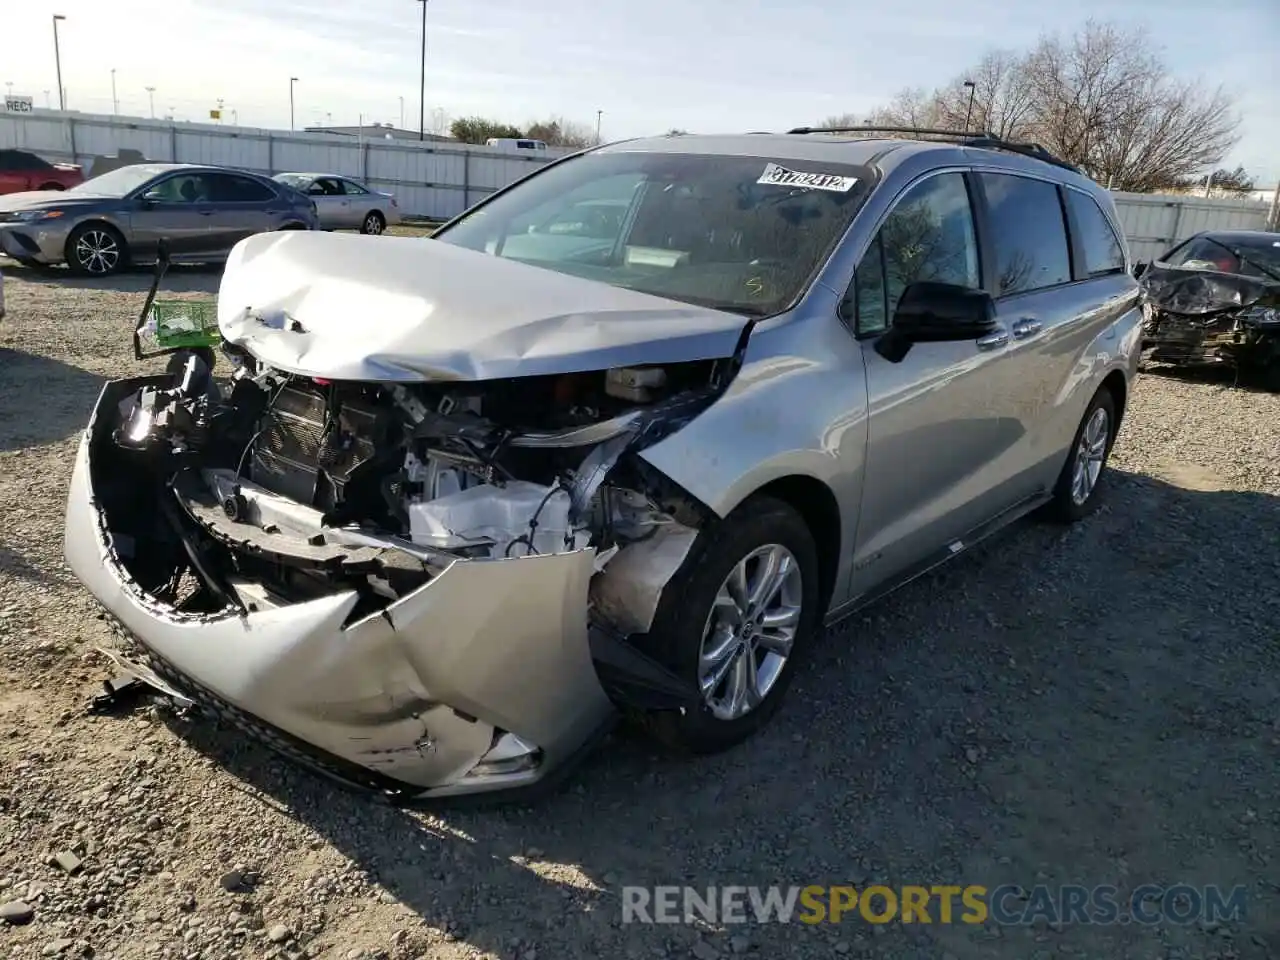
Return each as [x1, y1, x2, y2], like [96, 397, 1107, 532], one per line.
[0, 163, 318, 276]
[273, 173, 400, 234]
[1137, 229, 1280, 389]
[0, 149, 84, 195]
[486, 138, 549, 152]
[65, 128, 1142, 801]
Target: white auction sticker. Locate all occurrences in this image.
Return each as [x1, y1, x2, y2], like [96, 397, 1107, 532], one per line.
[757, 162, 858, 192]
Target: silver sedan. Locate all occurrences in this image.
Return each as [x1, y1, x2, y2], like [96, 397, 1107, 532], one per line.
[273, 173, 401, 234]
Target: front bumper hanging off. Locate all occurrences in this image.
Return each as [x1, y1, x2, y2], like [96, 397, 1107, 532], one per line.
[64, 380, 699, 802]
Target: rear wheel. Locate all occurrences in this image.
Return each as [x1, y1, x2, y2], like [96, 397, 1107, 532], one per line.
[639, 496, 821, 754]
[65, 223, 128, 276]
[1043, 386, 1117, 523]
[361, 211, 386, 235]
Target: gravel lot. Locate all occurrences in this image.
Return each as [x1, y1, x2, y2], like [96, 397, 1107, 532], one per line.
[1, 258, 1278, 960]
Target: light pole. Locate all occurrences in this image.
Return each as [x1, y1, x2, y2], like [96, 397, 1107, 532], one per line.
[399, 96, 404, 130]
[52, 15, 66, 111]
[962, 80, 976, 135]
[289, 77, 298, 130]
[417, 0, 427, 141]
[145, 86, 155, 118]
[111, 69, 118, 114]
[596, 109, 603, 144]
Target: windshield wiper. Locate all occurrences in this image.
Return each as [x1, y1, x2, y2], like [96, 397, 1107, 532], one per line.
[1204, 236, 1280, 284]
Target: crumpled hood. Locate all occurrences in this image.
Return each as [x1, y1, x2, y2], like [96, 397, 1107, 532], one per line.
[1141, 264, 1280, 317]
[216, 231, 750, 382]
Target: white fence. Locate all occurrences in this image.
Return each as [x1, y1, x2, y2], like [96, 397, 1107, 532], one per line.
[0, 109, 569, 221]
[1111, 192, 1275, 262]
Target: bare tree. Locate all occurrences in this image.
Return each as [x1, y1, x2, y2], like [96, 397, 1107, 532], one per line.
[844, 20, 1241, 192]
[1022, 21, 1240, 190]
[525, 117, 595, 148]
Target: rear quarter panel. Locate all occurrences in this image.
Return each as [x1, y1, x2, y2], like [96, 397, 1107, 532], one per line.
[1034, 274, 1143, 489]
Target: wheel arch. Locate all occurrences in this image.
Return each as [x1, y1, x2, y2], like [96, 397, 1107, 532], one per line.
[1099, 369, 1127, 431]
[737, 474, 842, 617]
[63, 219, 128, 264]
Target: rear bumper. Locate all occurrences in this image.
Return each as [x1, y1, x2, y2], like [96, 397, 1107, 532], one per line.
[63, 383, 625, 800]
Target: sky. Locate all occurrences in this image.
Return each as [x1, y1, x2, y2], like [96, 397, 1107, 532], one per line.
[5, 0, 1279, 184]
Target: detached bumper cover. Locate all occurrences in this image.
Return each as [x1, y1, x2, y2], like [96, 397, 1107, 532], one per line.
[64, 419, 625, 800]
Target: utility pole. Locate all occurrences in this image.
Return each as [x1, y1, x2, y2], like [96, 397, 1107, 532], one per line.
[111, 69, 118, 114]
[145, 86, 155, 118]
[52, 15, 66, 111]
[289, 76, 298, 130]
[399, 96, 404, 130]
[962, 80, 975, 134]
[596, 110, 603, 144]
[417, 0, 427, 140]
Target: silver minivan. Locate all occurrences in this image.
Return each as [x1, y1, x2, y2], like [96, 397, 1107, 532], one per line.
[64, 129, 1142, 801]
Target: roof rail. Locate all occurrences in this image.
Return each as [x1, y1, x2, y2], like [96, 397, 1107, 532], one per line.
[785, 125, 1081, 174]
[787, 125, 997, 139]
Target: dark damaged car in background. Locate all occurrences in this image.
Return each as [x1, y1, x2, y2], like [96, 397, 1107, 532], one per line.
[63, 129, 1143, 801]
[1137, 230, 1280, 389]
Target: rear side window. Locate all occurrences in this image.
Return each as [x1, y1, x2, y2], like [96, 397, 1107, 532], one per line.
[209, 174, 275, 203]
[1066, 190, 1125, 276]
[979, 173, 1072, 296]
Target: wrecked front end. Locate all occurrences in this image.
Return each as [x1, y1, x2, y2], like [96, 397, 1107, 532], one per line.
[1139, 265, 1280, 384]
[64, 347, 737, 800]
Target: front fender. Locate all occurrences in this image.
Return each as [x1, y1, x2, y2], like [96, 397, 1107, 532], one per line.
[637, 307, 869, 602]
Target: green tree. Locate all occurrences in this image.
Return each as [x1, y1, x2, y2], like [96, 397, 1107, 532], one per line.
[450, 116, 522, 144]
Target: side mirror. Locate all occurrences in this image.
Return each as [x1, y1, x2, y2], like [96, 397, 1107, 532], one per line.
[875, 281, 997, 362]
[1132, 260, 1149, 279]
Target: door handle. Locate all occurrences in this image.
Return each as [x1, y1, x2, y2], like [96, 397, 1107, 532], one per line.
[976, 327, 1010, 350]
[1012, 318, 1042, 339]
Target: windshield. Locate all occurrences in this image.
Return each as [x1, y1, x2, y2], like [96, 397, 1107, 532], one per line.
[69, 164, 172, 197]
[274, 174, 311, 189]
[1162, 234, 1280, 283]
[433, 151, 874, 316]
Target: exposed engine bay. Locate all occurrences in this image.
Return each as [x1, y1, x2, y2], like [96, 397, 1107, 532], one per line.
[1139, 263, 1280, 388]
[94, 345, 734, 635]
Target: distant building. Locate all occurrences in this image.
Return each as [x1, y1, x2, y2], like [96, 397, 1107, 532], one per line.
[304, 123, 453, 143]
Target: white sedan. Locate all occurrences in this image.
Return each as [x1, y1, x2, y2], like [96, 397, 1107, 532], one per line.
[273, 173, 402, 235]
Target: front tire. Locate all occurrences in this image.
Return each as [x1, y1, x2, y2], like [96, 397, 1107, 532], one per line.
[65, 223, 128, 276]
[639, 496, 821, 754]
[1043, 386, 1117, 523]
[360, 211, 386, 235]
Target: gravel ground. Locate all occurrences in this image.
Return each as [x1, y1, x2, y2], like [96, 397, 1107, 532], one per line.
[1, 259, 1278, 960]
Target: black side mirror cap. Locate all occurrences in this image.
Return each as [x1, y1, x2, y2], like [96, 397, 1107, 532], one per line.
[875, 282, 998, 362]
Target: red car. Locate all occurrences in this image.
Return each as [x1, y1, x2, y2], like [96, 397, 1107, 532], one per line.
[0, 149, 84, 195]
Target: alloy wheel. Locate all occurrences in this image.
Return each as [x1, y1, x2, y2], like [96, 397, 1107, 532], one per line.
[697, 544, 803, 721]
[364, 214, 384, 235]
[1070, 406, 1110, 505]
[74, 230, 120, 275]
